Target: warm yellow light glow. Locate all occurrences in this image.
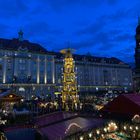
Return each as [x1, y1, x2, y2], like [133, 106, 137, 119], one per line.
[135, 126, 138, 130]
[107, 122, 118, 132]
[54, 92, 61, 95]
[95, 105, 104, 110]
[130, 126, 133, 130]
[104, 128, 107, 132]
[96, 130, 100, 135]
[88, 133, 92, 138]
[61, 48, 78, 108]
[21, 99, 24, 102]
[9, 95, 13, 98]
[124, 126, 127, 130]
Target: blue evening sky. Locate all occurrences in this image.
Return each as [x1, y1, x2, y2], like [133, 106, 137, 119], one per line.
[0, 0, 139, 63]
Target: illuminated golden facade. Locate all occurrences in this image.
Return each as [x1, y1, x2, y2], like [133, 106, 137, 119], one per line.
[60, 48, 78, 109]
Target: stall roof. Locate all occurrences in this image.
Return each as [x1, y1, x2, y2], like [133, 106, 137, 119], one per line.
[0, 90, 22, 102]
[101, 94, 140, 117]
[35, 112, 105, 140]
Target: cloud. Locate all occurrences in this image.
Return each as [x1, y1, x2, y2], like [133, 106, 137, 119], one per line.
[113, 47, 135, 62]
[76, 16, 107, 36]
[107, 9, 135, 23]
[35, 0, 120, 13]
[0, 24, 10, 34]
[107, 0, 118, 5]
[0, 0, 138, 63]
[40, 0, 101, 9]
[0, 0, 28, 18]
[108, 29, 122, 35]
[71, 39, 96, 49]
[114, 33, 134, 42]
[25, 22, 62, 36]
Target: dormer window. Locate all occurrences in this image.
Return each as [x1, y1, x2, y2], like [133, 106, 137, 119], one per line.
[18, 46, 28, 52]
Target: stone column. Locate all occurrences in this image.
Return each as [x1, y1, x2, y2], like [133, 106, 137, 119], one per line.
[52, 57, 55, 84]
[14, 56, 18, 76]
[115, 69, 118, 85]
[28, 58, 31, 76]
[44, 56, 47, 84]
[37, 56, 40, 84]
[3, 55, 7, 83]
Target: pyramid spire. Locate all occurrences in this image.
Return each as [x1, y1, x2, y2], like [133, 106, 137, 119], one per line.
[60, 48, 78, 110]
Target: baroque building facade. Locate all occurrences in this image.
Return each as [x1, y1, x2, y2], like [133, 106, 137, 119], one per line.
[0, 31, 55, 99]
[0, 31, 133, 99]
[55, 53, 133, 94]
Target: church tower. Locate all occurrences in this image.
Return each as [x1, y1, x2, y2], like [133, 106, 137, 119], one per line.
[134, 17, 140, 91]
[18, 29, 23, 41]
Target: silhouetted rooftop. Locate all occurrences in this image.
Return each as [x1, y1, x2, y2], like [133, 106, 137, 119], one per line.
[0, 37, 130, 66]
[0, 38, 48, 54]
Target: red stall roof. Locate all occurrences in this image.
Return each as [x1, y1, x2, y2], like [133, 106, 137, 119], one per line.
[101, 94, 140, 117]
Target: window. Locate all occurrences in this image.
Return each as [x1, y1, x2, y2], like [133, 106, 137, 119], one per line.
[47, 62, 52, 83]
[7, 59, 11, 63]
[103, 70, 109, 83]
[19, 65, 26, 70]
[0, 65, 2, 70]
[7, 59, 12, 70]
[19, 59, 25, 63]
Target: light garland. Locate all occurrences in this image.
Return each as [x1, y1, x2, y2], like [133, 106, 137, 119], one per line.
[65, 123, 82, 134]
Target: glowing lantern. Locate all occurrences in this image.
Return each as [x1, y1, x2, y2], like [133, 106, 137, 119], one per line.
[107, 122, 118, 132]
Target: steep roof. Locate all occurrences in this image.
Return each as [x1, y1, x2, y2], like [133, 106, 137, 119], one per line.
[0, 90, 22, 102]
[0, 38, 48, 54]
[53, 51, 127, 65]
[101, 94, 140, 118]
